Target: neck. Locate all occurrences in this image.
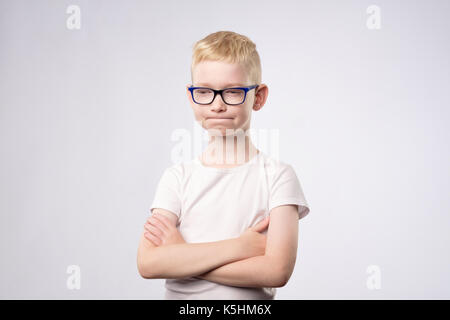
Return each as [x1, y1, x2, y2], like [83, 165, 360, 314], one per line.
[201, 131, 259, 166]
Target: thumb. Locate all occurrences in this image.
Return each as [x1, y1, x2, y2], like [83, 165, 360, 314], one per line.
[250, 216, 270, 232]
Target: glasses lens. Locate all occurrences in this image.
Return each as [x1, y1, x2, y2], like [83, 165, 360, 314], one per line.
[193, 88, 214, 104]
[223, 89, 245, 105]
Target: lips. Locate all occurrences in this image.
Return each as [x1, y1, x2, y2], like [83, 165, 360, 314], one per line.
[207, 117, 233, 120]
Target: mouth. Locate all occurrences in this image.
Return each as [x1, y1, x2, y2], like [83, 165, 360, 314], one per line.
[207, 117, 234, 120]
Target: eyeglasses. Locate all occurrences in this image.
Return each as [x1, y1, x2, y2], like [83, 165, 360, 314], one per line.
[188, 85, 259, 105]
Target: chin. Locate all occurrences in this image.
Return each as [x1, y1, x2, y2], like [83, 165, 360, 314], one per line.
[206, 127, 236, 136]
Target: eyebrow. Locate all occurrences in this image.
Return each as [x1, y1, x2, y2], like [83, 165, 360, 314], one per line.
[194, 83, 247, 87]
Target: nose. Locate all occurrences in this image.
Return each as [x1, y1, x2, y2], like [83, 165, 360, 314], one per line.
[209, 93, 227, 112]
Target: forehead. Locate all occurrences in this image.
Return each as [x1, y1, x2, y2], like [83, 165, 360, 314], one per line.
[193, 60, 249, 87]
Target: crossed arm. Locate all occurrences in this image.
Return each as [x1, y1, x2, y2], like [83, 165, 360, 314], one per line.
[136, 205, 299, 288]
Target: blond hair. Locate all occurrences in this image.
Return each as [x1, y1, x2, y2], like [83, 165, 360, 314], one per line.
[190, 31, 262, 85]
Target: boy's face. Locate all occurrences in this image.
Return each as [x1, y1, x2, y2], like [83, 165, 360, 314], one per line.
[186, 60, 266, 136]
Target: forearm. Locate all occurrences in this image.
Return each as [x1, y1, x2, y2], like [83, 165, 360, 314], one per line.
[195, 255, 285, 288]
[139, 237, 250, 279]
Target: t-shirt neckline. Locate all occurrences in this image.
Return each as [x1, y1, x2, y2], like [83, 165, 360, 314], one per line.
[194, 151, 262, 173]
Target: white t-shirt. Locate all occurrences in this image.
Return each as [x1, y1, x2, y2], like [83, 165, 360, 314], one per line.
[149, 150, 310, 300]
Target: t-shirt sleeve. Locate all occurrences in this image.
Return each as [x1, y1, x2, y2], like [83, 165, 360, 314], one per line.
[149, 167, 182, 219]
[268, 164, 310, 220]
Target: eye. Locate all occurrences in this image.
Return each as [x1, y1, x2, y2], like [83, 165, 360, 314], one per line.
[225, 89, 243, 95]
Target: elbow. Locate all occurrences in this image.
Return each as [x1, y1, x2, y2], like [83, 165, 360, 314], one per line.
[271, 273, 288, 288]
[138, 264, 153, 279]
[278, 273, 289, 288]
[137, 261, 152, 279]
[271, 264, 293, 288]
[137, 255, 159, 279]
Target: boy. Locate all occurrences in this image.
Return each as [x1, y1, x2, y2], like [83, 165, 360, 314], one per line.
[137, 31, 310, 300]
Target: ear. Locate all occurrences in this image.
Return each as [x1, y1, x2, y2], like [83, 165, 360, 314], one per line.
[253, 84, 268, 110]
[186, 84, 192, 101]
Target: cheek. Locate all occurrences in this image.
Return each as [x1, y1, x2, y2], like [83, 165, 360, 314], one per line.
[192, 107, 203, 121]
[192, 108, 208, 127]
[236, 106, 252, 120]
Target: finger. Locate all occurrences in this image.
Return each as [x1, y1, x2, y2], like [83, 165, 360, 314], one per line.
[147, 216, 168, 233]
[148, 216, 168, 232]
[144, 232, 159, 246]
[153, 214, 172, 229]
[144, 232, 161, 246]
[152, 214, 173, 231]
[144, 223, 164, 237]
[251, 216, 270, 232]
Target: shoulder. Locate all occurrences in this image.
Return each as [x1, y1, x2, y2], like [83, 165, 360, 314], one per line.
[260, 153, 310, 219]
[160, 158, 197, 184]
[258, 152, 297, 178]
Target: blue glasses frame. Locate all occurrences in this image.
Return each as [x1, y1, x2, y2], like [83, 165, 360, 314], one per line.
[188, 84, 259, 105]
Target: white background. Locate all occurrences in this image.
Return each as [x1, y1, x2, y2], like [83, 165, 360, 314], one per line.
[1, 0, 449, 299]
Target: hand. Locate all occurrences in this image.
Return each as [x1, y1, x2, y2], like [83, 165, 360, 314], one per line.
[238, 216, 270, 257]
[143, 213, 186, 246]
[196, 217, 270, 281]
